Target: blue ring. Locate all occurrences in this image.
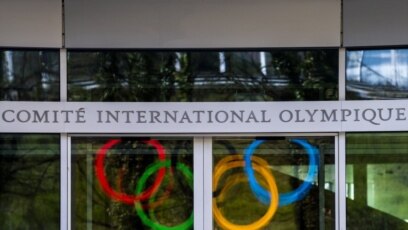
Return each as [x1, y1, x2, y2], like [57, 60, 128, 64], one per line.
[244, 138, 319, 206]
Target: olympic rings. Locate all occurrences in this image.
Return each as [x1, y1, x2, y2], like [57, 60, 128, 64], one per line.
[94, 139, 167, 205]
[135, 160, 193, 230]
[244, 138, 319, 206]
[116, 167, 175, 210]
[213, 155, 279, 230]
[94, 137, 318, 229]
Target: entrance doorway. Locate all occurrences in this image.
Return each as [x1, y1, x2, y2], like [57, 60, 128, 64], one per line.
[68, 134, 337, 230]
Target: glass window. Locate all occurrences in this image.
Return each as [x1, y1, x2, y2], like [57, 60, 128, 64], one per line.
[71, 137, 193, 229]
[346, 133, 408, 229]
[0, 49, 60, 101]
[212, 136, 335, 229]
[0, 134, 60, 229]
[346, 48, 408, 99]
[67, 50, 338, 102]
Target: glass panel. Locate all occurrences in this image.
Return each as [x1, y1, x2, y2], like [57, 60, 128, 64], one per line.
[71, 137, 193, 229]
[68, 50, 338, 101]
[0, 134, 60, 229]
[346, 133, 408, 229]
[0, 49, 60, 101]
[346, 48, 408, 99]
[212, 136, 335, 229]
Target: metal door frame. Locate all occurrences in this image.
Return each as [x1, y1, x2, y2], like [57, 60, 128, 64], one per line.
[62, 133, 342, 230]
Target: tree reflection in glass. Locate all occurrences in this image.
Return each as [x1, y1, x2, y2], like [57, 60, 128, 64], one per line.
[212, 137, 335, 230]
[0, 50, 60, 101]
[68, 50, 338, 102]
[71, 137, 193, 230]
[0, 134, 60, 229]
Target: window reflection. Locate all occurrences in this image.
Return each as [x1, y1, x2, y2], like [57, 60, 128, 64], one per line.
[0, 49, 60, 101]
[346, 49, 408, 99]
[71, 137, 193, 230]
[346, 133, 408, 229]
[212, 137, 335, 229]
[67, 50, 338, 102]
[0, 134, 60, 229]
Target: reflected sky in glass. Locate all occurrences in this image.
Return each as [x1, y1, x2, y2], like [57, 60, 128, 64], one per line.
[346, 49, 408, 99]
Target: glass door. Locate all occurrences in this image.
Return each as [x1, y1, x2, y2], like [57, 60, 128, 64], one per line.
[207, 135, 336, 230]
[68, 134, 336, 230]
[70, 136, 194, 230]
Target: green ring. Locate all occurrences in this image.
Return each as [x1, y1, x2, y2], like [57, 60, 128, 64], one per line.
[135, 160, 194, 230]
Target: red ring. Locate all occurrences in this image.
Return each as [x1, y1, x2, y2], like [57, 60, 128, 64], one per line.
[95, 139, 166, 205]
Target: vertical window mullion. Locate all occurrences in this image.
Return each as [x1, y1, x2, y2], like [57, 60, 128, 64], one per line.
[60, 134, 69, 230]
[203, 137, 213, 229]
[60, 48, 69, 230]
[338, 133, 347, 230]
[338, 47, 347, 230]
[339, 48, 346, 101]
[60, 48, 67, 102]
[194, 137, 205, 230]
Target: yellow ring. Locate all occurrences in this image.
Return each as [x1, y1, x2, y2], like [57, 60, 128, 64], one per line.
[213, 155, 279, 230]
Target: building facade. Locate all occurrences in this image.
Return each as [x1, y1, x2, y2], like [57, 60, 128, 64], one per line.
[0, 0, 407, 229]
